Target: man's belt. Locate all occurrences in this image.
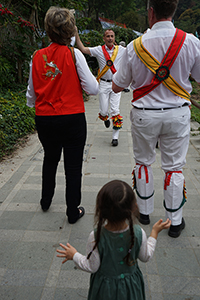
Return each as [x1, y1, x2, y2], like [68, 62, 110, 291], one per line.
[100, 78, 112, 82]
[96, 45, 118, 82]
[133, 103, 189, 110]
[132, 29, 190, 102]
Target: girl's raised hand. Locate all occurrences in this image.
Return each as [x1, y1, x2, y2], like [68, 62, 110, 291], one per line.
[56, 243, 77, 264]
[150, 218, 171, 239]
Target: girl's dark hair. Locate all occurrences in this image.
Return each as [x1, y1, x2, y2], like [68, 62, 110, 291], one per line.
[44, 6, 75, 45]
[87, 180, 139, 266]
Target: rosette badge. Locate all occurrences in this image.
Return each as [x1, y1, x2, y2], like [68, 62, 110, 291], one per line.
[106, 59, 113, 67]
[155, 65, 170, 81]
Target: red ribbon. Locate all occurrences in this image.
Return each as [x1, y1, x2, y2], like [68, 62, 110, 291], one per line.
[132, 29, 186, 102]
[102, 45, 117, 74]
[164, 171, 182, 190]
[137, 164, 149, 183]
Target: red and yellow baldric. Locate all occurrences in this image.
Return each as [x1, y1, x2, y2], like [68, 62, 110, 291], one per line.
[96, 45, 119, 82]
[132, 29, 190, 102]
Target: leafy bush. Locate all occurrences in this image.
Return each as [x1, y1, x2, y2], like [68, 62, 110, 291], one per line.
[0, 56, 15, 87]
[191, 81, 200, 124]
[0, 88, 35, 160]
[112, 27, 137, 45]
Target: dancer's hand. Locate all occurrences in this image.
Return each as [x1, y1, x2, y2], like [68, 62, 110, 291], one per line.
[57, 243, 77, 264]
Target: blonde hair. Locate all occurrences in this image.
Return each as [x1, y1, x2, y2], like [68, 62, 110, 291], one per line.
[44, 6, 76, 45]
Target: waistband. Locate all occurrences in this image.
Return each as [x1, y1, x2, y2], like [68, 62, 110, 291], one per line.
[100, 78, 112, 82]
[133, 103, 189, 110]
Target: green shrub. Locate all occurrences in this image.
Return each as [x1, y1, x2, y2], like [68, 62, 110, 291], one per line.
[0, 89, 35, 160]
[0, 56, 15, 87]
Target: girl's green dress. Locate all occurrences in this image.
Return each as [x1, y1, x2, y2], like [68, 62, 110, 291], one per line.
[88, 225, 145, 300]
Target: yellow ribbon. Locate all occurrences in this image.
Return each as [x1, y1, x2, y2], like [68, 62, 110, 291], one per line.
[133, 36, 190, 101]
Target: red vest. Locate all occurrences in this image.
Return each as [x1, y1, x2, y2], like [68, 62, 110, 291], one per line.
[32, 43, 85, 116]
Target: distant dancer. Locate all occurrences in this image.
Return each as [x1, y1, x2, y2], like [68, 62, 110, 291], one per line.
[57, 180, 171, 300]
[26, 7, 98, 223]
[75, 28, 126, 146]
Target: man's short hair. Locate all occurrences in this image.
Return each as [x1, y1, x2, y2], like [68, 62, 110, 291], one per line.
[103, 29, 115, 37]
[148, 0, 179, 20]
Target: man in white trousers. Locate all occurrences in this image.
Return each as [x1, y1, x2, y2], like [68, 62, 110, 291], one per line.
[75, 28, 125, 146]
[112, 0, 200, 237]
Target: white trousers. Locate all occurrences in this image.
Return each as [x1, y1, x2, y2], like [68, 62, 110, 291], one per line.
[130, 105, 191, 225]
[99, 80, 121, 139]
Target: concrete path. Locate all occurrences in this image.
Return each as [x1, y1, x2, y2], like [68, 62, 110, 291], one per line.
[0, 92, 200, 300]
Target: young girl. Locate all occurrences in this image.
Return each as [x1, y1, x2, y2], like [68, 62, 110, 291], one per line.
[57, 180, 171, 300]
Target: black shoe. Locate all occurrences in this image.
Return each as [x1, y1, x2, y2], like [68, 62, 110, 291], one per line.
[104, 120, 110, 128]
[123, 88, 130, 92]
[68, 206, 85, 224]
[40, 200, 51, 212]
[168, 218, 185, 238]
[111, 139, 118, 146]
[139, 213, 150, 225]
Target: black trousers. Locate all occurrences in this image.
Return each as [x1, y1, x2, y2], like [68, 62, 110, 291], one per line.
[35, 113, 87, 223]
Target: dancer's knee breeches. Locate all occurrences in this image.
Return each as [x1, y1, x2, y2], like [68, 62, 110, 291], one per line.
[163, 171, 187, 212]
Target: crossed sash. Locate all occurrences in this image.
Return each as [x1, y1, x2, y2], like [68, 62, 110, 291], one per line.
[132, 29, 190, 102]
[96, 45, 119, 82]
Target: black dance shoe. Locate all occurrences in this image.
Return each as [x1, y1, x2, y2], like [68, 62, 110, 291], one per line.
[104, 120, 110, 128]
[111, 139, 118, 146]
[139, 213, 150, 225]
[168, 218, 185, 238]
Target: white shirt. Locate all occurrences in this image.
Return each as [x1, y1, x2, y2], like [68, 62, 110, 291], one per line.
[89, 45, 125, 80]
[113, 21, 200, 108]
[26, 47, 99, 108]
[70, 36, 76, 46]
[73, 227, 157, 273]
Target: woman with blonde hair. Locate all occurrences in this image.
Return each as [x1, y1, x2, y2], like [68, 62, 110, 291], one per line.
[26, 6, 98, 223]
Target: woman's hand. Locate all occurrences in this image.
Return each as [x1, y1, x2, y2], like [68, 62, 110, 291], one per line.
[56, 243, 77, 264]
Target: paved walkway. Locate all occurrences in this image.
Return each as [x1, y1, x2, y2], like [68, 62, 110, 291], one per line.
[0, 92, 200, 300]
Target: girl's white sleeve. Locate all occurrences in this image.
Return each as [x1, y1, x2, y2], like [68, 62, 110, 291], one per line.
[74, 48, 99, 95]
[26, 60, 37, 107]
[73, 231, 100, 273]
[138, 228, 157, 262]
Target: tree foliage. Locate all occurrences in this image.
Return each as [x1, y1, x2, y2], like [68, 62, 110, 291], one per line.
[87, 0, 136, 21]
[175, 7, 200, 34]
[0, 0, 87, 86]
[116, 10, 139, 30]
[1, 0, 200, 87]
[175, 0, 196, 19]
